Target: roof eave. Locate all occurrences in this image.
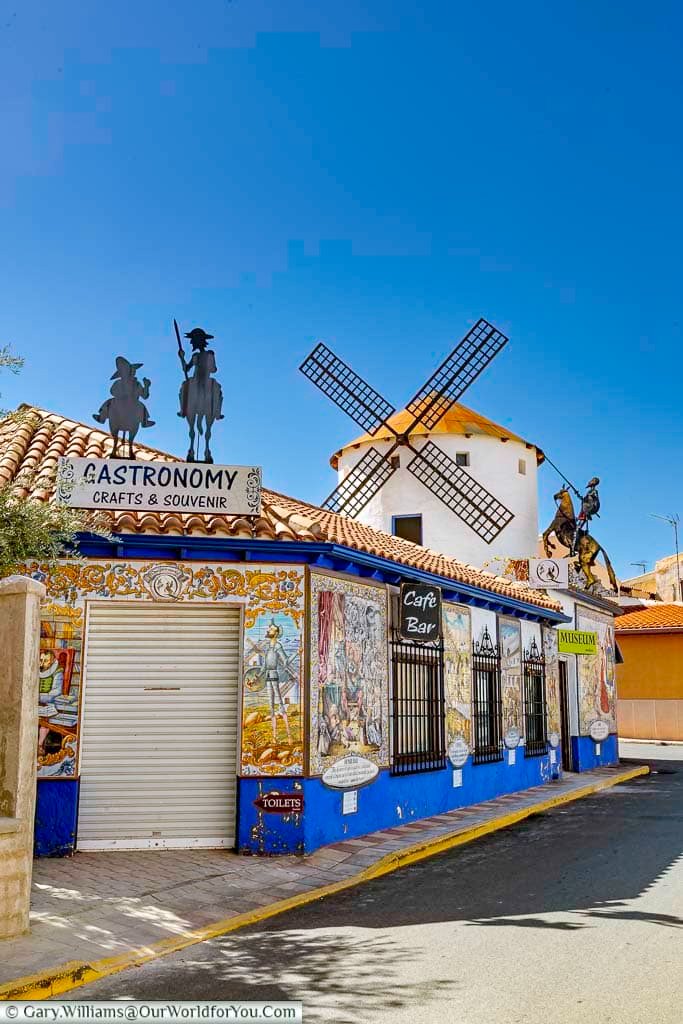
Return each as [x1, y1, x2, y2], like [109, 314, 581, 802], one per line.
[615, 627, 683, 635]
[73, 532, 566, 621]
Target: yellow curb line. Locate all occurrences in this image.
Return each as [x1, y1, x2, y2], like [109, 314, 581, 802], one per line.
[0, 764, 649, 1002]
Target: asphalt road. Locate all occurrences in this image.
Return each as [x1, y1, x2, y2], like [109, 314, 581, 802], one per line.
[62, 742, 683, 1024]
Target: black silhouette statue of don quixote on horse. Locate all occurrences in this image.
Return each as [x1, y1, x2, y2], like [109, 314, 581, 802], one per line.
[542, 476, 618, 591]
[175, 321, 224, 463]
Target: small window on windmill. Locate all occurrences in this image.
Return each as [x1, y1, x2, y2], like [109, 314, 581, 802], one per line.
[518, 459, 527, 475]
[455, 452, 470, 468]
[393, 515, 423, 546]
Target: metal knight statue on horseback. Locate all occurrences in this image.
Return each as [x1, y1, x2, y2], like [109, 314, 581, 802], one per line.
[542, 474, 617, 592]
[174, 320, 225, 463]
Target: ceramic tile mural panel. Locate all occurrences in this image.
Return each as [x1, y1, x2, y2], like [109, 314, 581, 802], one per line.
[37, 603, 84, 778]
[576, 607, 617, 734]
[242, 610, 303, 775]
[442, 603, 472, 747]
[310, 571, 389, 775]
[26, 560, 305, 777]
[542, 625, 561, 736]
[499, 617, 523, 734]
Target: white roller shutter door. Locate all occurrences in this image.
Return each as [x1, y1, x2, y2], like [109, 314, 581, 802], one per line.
[78, 601, 241, 850]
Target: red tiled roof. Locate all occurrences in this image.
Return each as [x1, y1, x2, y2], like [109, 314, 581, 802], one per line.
[0, 405, 561, 613]
[615, 605, 683, 633]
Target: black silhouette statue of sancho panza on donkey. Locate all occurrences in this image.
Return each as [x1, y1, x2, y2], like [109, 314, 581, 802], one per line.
[94, 356, 155, 459]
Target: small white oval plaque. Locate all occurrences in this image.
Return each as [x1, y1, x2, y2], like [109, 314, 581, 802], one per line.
[504, 726, 521, 749]
[322, 754, 379, 791]
[447, 736, 469, 768]
[589, 720, 610, 742]
[548, 731, 560, 749]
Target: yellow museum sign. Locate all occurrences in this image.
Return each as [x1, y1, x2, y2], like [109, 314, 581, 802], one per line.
[557, 629, 598, 655]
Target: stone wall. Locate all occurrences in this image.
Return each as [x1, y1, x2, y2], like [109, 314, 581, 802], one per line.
[0, 576, 45, 939]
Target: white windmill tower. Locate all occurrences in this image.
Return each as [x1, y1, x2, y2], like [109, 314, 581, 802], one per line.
[301, 319, 544, 568]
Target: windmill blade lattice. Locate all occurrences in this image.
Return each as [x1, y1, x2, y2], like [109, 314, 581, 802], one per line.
[300, 343, 396, 435]
[407, 441, 514, 543]
[405, 319, 509, 432]
[322, 446, 398, 517]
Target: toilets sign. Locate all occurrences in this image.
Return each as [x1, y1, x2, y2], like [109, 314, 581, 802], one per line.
[399, 582, 442, 641]
[56, 456, 262, 516]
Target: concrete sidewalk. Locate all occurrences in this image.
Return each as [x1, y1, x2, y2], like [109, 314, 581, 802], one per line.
[0, 764, 647, 1000]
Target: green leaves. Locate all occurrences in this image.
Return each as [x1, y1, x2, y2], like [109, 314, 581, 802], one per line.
[0, 479, 112, 578]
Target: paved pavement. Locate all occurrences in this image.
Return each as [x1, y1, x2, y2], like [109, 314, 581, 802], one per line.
[0, 765, 635, 992]
[59, 743, 683, 1024]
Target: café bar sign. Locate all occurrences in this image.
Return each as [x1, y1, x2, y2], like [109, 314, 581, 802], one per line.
[56, 456, 262, 516]
[399, 582, 442, 641]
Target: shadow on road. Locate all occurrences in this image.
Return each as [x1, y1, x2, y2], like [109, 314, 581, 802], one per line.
[86, 927, 459, 1022]
[70, 752, 683, 1012]
[255, 756, 683, 935]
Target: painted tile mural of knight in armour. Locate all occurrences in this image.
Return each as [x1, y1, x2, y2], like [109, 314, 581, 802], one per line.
[310, 572, 389, 774]
[442, 603, 472, 747]
[26, 560, 305, 777]
[242, 611, 303, 775]
[577, 607, 617, 734]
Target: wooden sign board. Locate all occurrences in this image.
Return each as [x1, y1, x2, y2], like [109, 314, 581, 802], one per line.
[253, 792, 304, 815]
[399, 582, 442, 641]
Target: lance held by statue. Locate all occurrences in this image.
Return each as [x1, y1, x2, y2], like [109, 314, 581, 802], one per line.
[175, 322, 225, 463]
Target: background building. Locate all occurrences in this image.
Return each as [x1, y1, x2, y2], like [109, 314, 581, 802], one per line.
[621, 554, 683, 603]
[615, 604, 683, 741]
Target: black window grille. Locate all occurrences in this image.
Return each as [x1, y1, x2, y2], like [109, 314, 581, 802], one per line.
[472, 627, 503, 764]
[523, 637, 548, 757]
[391, 629, 446, 775]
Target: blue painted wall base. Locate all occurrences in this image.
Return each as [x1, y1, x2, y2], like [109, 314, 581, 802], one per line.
[237, 748, 564, 855]
[571, 733, 619, 773]
[35, 739, 617, 858]
[35, 779, 79, 857]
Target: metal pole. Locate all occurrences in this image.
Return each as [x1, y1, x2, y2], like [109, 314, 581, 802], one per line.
[542, 454, 581, 497]
[650, 513, 682, 600]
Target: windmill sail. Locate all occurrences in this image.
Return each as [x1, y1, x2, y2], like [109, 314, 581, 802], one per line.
[407, 441, 514, 543]
[405, 319, 509, 433]
[300, 343, 396, 435]
[322, 446, 398, 517]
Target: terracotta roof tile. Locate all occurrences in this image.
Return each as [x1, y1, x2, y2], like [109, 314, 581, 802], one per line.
[615, 605, 683, 632]
[0, 405, 561, 614]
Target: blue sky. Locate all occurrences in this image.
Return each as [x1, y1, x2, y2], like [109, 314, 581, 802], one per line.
[2, 1, 682, 577]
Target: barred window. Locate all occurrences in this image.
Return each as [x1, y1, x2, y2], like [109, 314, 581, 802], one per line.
[391, 629, 446, 775]
[523, 638, 548, 757]
[472, 627, 503, 764]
